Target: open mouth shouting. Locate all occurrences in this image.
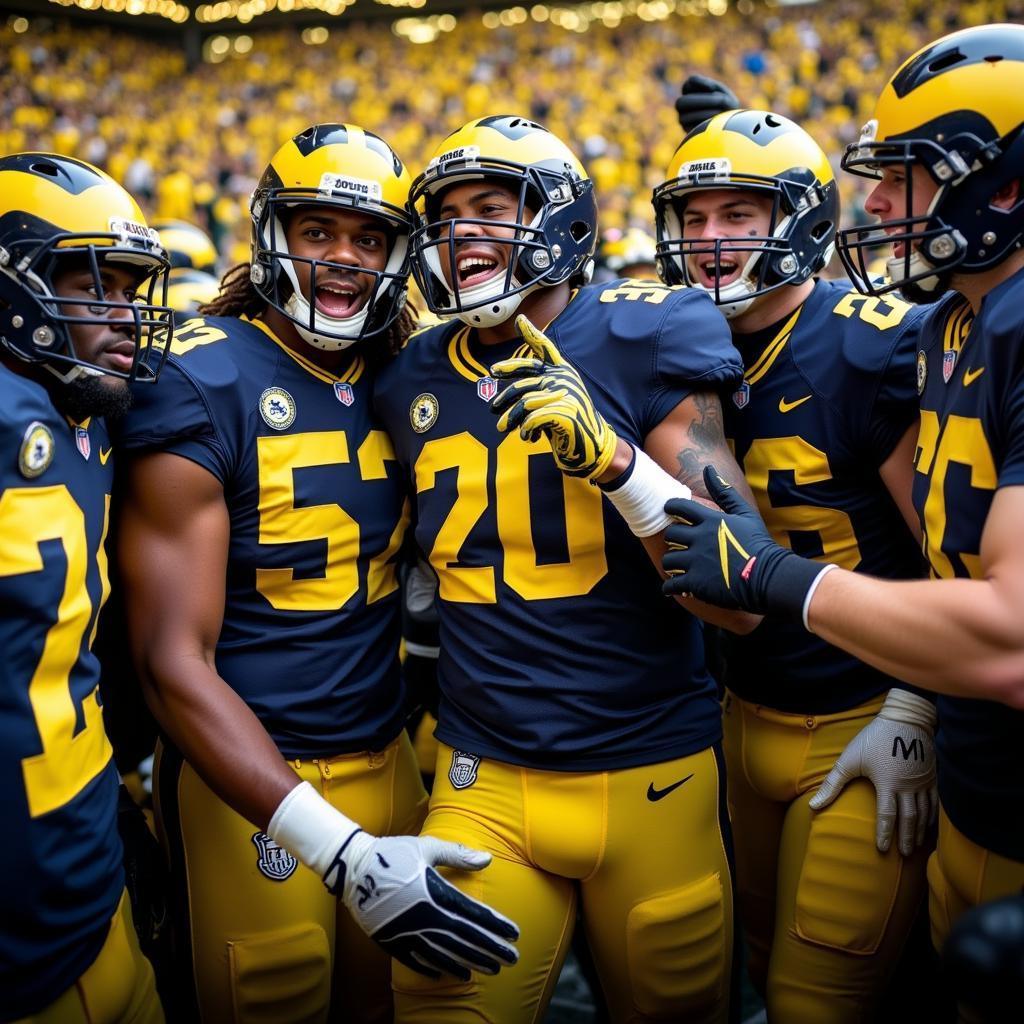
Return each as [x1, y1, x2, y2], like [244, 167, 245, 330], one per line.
[454, 247, 503, 290]
[692, 252, 742, 290]
[315, 278, 366, 319]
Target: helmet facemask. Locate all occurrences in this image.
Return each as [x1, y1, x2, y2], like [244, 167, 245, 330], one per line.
[837, 134, 966, 302]
[0, 222, 172, 385]
[410, 156, 596, 329]
[250, 188, 410, 351]
[655, 174, 829, 318]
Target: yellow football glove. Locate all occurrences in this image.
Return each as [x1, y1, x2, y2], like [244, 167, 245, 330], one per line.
[489, 314, 618, 481]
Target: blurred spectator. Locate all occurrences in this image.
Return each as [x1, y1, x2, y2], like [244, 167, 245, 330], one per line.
[3, 0, 1019, 269]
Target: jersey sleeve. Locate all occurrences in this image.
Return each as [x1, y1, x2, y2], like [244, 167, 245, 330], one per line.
[646, 288, 743, 430]
[114, 358, 233, 482]
[998, 349, 1024, 489]
[864, 316, 923, 465]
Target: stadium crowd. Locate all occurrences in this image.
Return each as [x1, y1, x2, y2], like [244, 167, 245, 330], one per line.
[2, 0, 1020, 269]
[4, 5, 1024, 1024]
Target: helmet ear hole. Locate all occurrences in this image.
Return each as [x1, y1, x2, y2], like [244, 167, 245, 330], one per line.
[570, 221, 592, 243]
[810, 220, 834, 241]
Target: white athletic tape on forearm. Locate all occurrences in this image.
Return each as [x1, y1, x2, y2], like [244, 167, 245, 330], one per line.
[601, 445, 692, 538]
[268, 780, 359, 878]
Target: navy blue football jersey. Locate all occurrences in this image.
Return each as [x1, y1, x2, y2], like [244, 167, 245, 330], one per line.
[0, 364, 123, 1020]
[374, 281, 743, 770]
[115, 315, 409, 758]
[912, 271, 1024, 861]
[723, 279, 928, 713]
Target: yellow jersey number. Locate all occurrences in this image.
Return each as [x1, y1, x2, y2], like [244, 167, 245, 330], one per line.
[415, 432, 607, 603]
[915, 411, 996, 579]
[832, 292, 914, 331]
[255, 429, 408, 611]
[743, 436, 862, 570]
[0, 487, 113, 818]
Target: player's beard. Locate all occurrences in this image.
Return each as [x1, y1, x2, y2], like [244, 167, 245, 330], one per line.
[58, 375, 134, 422]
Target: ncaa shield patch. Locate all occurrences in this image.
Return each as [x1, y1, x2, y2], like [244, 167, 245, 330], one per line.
[75, 426, 91, 460]
[942, 349, 957, 384]
[252, 832, 298, 881]
[334, 381, 355, 406]
[732, 383, 750, 409]
[449, 750, 480, 790]
[476, 376, 499, 402]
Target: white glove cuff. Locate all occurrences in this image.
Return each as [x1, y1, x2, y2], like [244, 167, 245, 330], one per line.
[879, 688, 937, 730]
[267, 780, 361, 878]
[601, 445, 691, 537]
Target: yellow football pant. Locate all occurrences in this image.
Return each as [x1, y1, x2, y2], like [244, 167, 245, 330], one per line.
[15, 890, 164, 1024]
[393, 742, 735, 1024]
[155, 733, 428, 1024]
[928, 808, 1024, 1023]
[723, 691, 931, 1023]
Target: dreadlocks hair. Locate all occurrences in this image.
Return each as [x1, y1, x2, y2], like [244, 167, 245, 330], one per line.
[387, 300, 419, 358]
[199, 263, 264, 320]
[198, 261, 418, 359]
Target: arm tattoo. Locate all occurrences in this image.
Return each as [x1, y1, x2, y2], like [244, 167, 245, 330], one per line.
[674, 391, 748, 501]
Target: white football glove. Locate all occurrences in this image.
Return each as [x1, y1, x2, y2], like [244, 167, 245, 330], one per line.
[269, 782, 519, 979]
[808, 689, 938, 857]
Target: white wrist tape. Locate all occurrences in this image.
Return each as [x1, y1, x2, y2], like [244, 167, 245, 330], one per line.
[879, 688, 937, 729]
[602, 445, 691, 538]
[267, 780, 360, 878]
[801, 562, 838, 632]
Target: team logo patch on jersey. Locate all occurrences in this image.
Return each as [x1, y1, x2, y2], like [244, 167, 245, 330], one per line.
[259, 387, 297, 430]
[75, 426, 91, 460]
[334, 381, 355, 406]
[411, 393, 439, 433]
[251, 832, 298, 881]
[942, 349, 957, 384]
[476, 376, 499, 402]
[449, 750, 480, 790]
[19, 421, 54, 478]
[732, 382, 750, 409]
[917, 350, 928, 395]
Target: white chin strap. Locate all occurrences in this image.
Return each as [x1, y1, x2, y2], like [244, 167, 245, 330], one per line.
[44, 361, 102, 385]
[886, 249, 943, 295]
[886, 187, 946, 295]
[284, 289, 366, 351]
[423, 207, 545, 328]
[274, 214, 408, 352]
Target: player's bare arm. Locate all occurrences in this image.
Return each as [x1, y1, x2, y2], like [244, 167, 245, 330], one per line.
[807, 484, 1024, 709]
[644, 392, 760, 632]
[118, 449, 302, 829]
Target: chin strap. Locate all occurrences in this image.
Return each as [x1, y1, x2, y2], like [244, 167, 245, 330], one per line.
[283, 290, 365, 351]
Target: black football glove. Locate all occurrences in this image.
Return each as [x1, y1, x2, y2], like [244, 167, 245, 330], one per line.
[675, 74, 740, 134]
[662, 465, 832, 618]
[116, 784, 170, 963]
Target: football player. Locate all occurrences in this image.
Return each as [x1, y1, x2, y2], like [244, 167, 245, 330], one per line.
[150, 219, 221, 313]
[0, 153, 172, 1023]
[113, 124, 518, 1024]
[374, 114, 750, 1022]
[651, 110, 935, 1021]
[659, 21, 1024, 998]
